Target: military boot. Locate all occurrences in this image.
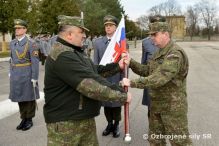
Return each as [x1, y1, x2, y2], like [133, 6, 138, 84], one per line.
[113, 121, 120, 138]
[22, 118, 33, 131]
[102, 121, 113, 136]
[16, 119, 26, 130]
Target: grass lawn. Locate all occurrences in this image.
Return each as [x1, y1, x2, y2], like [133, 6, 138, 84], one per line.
[0, 51, 10, 58]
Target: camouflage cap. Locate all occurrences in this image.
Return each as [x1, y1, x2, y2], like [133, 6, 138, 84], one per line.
[148, 22, 170, 35]
[104, 15, 118, 26]
[14, 19, 27, 28]
[57, 15, 89, 31]
[149, 15, 166, 23]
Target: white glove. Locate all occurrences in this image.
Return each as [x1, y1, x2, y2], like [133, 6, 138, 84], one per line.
[31, 79, 38, 87]
[8, 73, 10, 77]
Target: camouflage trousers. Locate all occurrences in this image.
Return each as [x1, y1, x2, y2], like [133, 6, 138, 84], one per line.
[46, 118, 98, 146]
[148, 111, 193, 146]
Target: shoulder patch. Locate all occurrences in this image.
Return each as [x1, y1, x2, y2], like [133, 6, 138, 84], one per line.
[32, 50, 39, 57]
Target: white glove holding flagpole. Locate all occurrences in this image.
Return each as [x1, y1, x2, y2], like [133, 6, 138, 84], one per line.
[31, 79, 38, 110]
[31, 79, 37, 87]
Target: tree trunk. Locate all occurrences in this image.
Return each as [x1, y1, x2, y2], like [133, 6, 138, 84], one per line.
[208, 28, 211, 41]
[2, 32, 7, 52]
[190, 30, 193, 41]
[190, 32, 193, 41]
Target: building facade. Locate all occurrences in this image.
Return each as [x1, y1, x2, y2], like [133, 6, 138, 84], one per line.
[166, 15, 186, 40]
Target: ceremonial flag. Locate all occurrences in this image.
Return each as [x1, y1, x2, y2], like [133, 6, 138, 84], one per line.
[99, 16, 127, 65]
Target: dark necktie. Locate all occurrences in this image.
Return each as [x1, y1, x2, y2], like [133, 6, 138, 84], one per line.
[106, 39, 111, 45]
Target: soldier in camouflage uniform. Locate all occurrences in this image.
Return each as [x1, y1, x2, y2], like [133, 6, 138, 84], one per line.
[121, 18, 193, 146]
[140, 15, 165, 117]
[43, 15, 131, 146]
[9, 19, 40, 131]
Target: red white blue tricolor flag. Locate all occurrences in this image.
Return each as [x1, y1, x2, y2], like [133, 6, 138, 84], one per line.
[99, 16, 127, 65]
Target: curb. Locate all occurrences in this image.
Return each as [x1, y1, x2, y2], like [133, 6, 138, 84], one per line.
[0, 57, 10, 62]
[0, 92, 44, 120]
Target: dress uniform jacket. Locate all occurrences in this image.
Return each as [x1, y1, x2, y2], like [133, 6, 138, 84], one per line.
[9, 36, 40, 102]
[93, 36, 123, 107]
[49, 35, 58, 47]
[35, 38, 51, 56]
[141, 37, 158, 106]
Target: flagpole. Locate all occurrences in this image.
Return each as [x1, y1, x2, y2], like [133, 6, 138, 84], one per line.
[122, 15, 131, 144]
[98, 14, 131, 142]
[123, 62, 131, 143]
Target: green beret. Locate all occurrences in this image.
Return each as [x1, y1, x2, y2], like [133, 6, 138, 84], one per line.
[103, 15, 118, 26]
[14, 19, 27, 28]
[148, 22, 170, 35]
[57, 15, 89, 31]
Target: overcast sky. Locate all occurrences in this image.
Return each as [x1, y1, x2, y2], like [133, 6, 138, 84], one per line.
[120, 0, 219, 21]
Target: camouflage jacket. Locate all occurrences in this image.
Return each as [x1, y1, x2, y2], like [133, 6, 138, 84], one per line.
[44, 37, 127, 123]
[130, 40, 189, 112]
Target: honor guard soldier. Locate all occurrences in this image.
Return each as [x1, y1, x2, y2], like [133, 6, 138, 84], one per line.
[93, 15, 127, 138]
[9, 19, 40, 131]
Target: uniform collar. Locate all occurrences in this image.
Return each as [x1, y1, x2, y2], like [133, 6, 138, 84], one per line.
[15, 36, 28, 46]
[102, 36, 108, 44]
[18, 35, 26, 41]
[154, 40, 174, 59]
[106, 35, 112, 40]
[56, 37, 84, 52]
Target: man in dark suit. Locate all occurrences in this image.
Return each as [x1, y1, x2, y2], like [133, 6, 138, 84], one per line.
[93, 15, 122, 138]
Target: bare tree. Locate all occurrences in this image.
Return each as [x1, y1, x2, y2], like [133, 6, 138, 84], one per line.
[149, 0, 181, 16]
[149, 5, 163, 16]
[186, 6, 199, 40]
[196, 0, 218, 40]
[215, 18, 219, 34]
[136, 15, 149, 30]
[163, 0, 182, 16]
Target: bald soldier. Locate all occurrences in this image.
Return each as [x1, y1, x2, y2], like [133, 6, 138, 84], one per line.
[9, 19, 40, 131]
[121, 17, 193, 146]
[43, 15, 131, 146]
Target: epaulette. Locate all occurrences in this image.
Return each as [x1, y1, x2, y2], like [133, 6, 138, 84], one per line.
[10, 39, 17, 44]
[95, 37, 103, 41]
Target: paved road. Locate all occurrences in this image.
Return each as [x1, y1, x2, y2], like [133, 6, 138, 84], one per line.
[0, 41, 218, 146]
